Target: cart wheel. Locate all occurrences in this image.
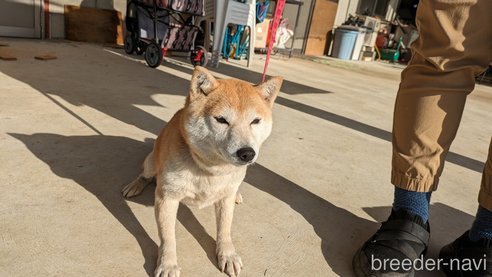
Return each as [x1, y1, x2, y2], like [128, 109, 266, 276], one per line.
[190, 46, 208, 67]
[145, 42, 163, 68]
[124, 35, 136, 54]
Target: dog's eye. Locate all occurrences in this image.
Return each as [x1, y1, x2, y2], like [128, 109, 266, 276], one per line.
[214, 116, 229, 125]
[251, 118, 261, 125]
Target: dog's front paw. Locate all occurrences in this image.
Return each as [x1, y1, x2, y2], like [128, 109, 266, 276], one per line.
[154, 263, 181, 277]
[217, 251, 243, 276]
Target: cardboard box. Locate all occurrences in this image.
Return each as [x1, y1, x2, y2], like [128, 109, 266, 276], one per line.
[254, 18, 271, 49]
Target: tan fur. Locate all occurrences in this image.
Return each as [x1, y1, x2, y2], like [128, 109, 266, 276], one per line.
[122, 66, 282, 277]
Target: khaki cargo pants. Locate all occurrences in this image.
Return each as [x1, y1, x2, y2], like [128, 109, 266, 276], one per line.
[391, 0, 492, 210]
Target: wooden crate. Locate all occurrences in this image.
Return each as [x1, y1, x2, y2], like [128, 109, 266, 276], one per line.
[64, 5, 123, 45]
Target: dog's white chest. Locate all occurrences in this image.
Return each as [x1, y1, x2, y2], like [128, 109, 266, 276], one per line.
[182, 189, 227, 209]
[165, 169, 245, 209]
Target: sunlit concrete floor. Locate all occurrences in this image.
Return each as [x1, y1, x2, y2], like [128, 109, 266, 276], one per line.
[1, 38, 491, 277]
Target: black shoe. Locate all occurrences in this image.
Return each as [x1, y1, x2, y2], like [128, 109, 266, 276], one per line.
[439, 231, 492, 276]
[352, 209, 430, 277]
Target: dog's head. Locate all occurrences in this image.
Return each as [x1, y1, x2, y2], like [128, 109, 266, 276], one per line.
[183, 66, 283, 167]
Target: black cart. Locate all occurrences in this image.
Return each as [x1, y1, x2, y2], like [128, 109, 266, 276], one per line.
[124, 0, 208, 68]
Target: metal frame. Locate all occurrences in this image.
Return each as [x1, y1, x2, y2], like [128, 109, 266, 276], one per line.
[284, 0, 303, 58]
[132, 0, 202, 52]
[259, 0, 303, 58]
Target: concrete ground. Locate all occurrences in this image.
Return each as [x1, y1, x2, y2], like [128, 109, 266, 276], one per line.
[1, 38, 491, 277]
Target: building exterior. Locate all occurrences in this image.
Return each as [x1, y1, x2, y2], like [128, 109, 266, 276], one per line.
[0, 0, 127, 39]
[0, 0, 402, 56]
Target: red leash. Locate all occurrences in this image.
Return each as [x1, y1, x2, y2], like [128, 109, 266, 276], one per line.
[261, 0, 285, 82]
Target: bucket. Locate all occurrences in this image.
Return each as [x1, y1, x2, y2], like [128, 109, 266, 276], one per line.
[332, 26, 358, 60]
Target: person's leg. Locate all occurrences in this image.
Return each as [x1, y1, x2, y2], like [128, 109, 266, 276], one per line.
[391, 0, 492, 227]
[354, 0, 492, 276]
[439, 140, 492, 276]
[473, 139, 492, 241]
[469, 206, 492, 241]
[393, 187, 432, 222]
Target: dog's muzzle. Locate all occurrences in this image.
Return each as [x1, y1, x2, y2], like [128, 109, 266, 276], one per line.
[236, 147, 255, 163]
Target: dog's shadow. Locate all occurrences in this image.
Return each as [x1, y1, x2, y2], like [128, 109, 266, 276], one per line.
[14, 132, 473, 276]
[11, 131, 379, 275]
[9, 132, 217, 275]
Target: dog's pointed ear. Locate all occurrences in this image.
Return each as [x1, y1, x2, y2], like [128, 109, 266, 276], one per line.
[190, 66, 219, 99]
[257, 76, 283, 106]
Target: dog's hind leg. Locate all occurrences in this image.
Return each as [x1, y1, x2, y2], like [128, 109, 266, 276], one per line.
[122, 151, 156, 198]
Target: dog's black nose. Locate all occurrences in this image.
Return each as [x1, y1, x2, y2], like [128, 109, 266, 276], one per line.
[236, 147, 255, 163]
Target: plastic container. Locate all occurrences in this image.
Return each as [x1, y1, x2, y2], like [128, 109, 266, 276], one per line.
[331, 26, 359, 60]
[352, 26, 371, 60]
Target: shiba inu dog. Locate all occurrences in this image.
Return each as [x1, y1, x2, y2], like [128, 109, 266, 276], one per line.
[122, 66, 282, 277]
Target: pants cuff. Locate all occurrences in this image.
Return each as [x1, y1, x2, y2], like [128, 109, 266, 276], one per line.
[391, 169, 439, 192]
